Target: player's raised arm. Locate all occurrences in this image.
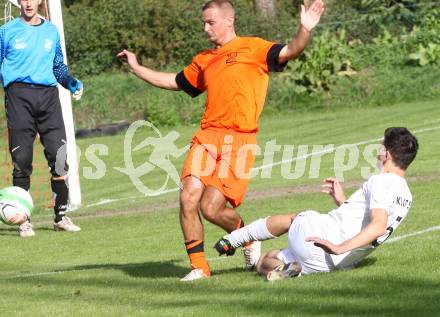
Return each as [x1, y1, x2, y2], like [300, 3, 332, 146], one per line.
[117, 49, 180, 91]
[321, 177, 346, 206]
[278, 0, 325, 64]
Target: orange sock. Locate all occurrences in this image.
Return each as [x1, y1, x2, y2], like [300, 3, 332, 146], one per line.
[235, 219, 244, 230]
[185, 240, 211, 276]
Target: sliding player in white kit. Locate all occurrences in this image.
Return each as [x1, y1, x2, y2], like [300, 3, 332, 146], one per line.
[214, 127, 418, 280]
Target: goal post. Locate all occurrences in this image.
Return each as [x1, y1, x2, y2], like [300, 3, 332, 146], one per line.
[47, 0, 81, 209]
[2, 0, 82, 209]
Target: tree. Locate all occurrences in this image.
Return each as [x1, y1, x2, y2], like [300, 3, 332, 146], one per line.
[253, 0, 276, 18]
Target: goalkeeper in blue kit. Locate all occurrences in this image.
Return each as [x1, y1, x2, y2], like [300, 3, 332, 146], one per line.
[0, 0, 83, 237]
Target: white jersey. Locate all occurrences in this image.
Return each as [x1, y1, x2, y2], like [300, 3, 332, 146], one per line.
[321, 173, 412, 269]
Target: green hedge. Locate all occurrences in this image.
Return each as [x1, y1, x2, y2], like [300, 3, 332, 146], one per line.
[63, 0, 298, 77]
[2, 0, 439, 130]
[62, 0, 440, 97]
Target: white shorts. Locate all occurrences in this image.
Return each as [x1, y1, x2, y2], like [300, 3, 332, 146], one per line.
[277, 210, 335, 275]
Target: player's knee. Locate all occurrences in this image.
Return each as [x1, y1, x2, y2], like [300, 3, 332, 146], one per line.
[200, 209, 216, 223]
[11, 150, 33, 177]
[255, 252, 274, 275]
[256, 250, 281, 275]
[49, 162, 69, 177]
[179, 189, 200, 214]
[45, 146, 69, 177]
[200, 200, 220, 223]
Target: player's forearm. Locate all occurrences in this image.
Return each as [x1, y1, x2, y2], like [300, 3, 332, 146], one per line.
[54, 64, 71, 89]
[338, 222, 386, 253]
[131, 64, 179, 91]
[53, 42, 71, 89]
[279, 26, 310, 64]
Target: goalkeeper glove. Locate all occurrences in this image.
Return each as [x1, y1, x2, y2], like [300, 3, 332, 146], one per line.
[67, 77, 83, 101]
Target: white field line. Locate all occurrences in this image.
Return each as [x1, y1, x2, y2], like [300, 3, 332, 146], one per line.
[1, 224, 439, 280]
[253, 125, 440, 171]
[86, 188, 180, 208]
[252, 137, 381, 172]
[385, 225, 440, 243]
[84, 124, 440, 208]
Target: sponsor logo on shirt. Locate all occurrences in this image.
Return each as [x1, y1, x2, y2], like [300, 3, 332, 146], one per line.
[226, 52, 238, 64]
[13, 38, 27, 50]
[44, 39, 53, 52]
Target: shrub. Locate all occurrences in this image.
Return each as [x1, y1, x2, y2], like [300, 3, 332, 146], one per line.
[63, 0, 300, 77]
[406, 9, 440, 66]
[279, 30, 354, 94]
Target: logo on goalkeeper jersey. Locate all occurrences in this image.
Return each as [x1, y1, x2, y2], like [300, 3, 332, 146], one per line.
[14, 38, 27, 50]
[44, 39, 53, 52]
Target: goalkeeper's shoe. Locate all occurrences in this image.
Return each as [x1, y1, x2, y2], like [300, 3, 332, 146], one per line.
[18, 220, 35, 238]
[214, 236, 236, 256]
[54, 216, 81, 232]
[242, 241, 261, 271]
[180, 269, 210, 282]
[266, 262, 302, 282]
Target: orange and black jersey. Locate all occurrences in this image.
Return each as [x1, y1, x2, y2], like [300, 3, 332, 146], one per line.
[176, 37, 287, 133]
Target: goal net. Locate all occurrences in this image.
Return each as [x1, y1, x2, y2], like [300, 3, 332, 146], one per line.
[0, 0, 81, 210]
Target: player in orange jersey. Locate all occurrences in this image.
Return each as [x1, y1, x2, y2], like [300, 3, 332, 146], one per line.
[117, 0, 325, 281]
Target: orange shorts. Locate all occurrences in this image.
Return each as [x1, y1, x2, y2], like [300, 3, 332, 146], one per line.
[181, 128, 258, 207]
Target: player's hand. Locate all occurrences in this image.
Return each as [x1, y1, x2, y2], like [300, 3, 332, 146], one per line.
[321, 177, 346, 206]
[306, 237, 345, 255]
[300, 0, 325, 32]
[117, 49, 140, 72]
[67, 77, 83, 101]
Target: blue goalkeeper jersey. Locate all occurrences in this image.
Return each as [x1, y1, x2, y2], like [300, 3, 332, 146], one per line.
[0, 18, 71, 88]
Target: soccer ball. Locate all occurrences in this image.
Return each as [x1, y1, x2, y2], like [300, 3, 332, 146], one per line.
[0, 187, 34, 225]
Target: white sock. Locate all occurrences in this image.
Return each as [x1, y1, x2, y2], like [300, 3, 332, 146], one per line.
[227, 218, 275, 248]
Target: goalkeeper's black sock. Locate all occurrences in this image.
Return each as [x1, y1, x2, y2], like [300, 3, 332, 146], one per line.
[51, 178, 69, 223]
[13, 176, 30, 191]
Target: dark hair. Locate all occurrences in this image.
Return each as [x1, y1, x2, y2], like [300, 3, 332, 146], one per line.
[202, 0, 234, 12]
[383, 127, 418, 170]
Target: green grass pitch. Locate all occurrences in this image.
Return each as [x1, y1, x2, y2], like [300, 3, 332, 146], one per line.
[0, 98, 439, 316]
